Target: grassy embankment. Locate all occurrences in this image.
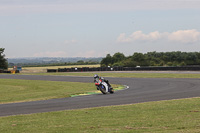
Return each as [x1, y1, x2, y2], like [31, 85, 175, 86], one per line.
[0, 79, 120, 104]
[0, 98, 200, 132]
[24, 71, 200, 79]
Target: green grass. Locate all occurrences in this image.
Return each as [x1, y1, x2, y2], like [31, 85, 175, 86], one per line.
[25, 72, 200, 79]
[0, 79, 120, 104]
[1, 98, 200, 133]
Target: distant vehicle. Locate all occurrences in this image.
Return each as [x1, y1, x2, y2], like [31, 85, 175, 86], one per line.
[94, 74, 114, 94]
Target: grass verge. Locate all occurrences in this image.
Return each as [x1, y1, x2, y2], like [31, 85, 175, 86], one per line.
[24, 72, 200, 79]
[0, 79, 120, 104]
[0, 98, 200, 132]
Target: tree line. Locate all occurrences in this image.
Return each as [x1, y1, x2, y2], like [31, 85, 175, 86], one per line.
[2, 48, 200, 69]
[101, 51, 200, 67]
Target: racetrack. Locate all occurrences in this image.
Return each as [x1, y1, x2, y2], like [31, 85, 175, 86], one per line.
[0, 74, 200, 117]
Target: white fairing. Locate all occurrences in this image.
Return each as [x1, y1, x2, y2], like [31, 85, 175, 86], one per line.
[102, 82, 109, 92]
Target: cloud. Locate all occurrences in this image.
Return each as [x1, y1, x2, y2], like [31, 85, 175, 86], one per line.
[117, 29, 200, 44]
[64, 39, 78, 45]
[168, 29, 200, 44]
[33, 51, 68, 57]
[117, 31, 162, 43]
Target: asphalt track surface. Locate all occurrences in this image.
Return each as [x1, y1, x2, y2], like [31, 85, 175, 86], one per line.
[0, 74, 200, 117]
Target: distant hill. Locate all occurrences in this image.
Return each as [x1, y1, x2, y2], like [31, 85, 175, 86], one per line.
[8, 57, 102, 66]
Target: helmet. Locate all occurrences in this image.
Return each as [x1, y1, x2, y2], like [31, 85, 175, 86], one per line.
[94, 74, 99, 78]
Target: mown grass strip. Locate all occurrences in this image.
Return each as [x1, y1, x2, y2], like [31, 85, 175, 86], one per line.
[0, 79, 120, 104]
[23, 72, 200, 79]
[0, 98, 200, 132]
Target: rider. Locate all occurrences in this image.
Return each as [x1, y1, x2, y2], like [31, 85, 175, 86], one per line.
[94, 74, 112, 90]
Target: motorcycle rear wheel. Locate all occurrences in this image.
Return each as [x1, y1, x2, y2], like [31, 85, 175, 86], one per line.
[110, 88, 114, 94]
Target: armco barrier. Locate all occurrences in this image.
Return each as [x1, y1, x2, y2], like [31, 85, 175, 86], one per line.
[47, 66, 200, 73]
[3, 70, 11, 73]
[0, 70, 19, 73]
[47, 69, 57, 72]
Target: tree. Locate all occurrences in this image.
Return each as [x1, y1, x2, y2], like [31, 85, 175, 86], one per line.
[131, 52, 149, 66]
[100, 54, 113, 66]
[112, 52, 125, 63]
[122, 58, 136, 67]
[77, 60, 84, 65]
[101, 51, 200, 67]
[0, 48, 8, 69]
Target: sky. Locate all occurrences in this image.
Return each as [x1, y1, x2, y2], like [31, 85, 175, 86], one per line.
[1, 0, 200, 58]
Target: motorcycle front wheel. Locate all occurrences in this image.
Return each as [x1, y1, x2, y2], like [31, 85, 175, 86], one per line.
[100, 85, 107, 94]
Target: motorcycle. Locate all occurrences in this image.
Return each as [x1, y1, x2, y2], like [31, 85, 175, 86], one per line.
[94, 78, 114, 94]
